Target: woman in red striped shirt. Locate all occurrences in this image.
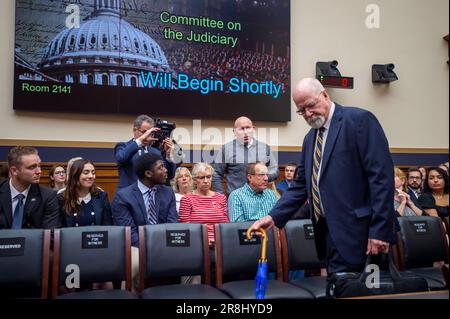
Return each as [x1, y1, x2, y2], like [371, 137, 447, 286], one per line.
[178, 162, 229, 245]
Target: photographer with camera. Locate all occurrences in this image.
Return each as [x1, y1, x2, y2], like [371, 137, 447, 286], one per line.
[114, 115, 177, 190]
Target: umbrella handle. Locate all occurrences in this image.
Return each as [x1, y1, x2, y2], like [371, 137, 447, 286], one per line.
[246, 227, 268, 261]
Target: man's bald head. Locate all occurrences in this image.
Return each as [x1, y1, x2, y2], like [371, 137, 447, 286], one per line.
[293, 78, 332, 129]
[293, 78, 325, 102]
[234, 116, 253, 129]
[234, 116, 254, 145]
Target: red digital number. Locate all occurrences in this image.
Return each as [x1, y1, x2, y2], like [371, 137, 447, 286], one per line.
[341, 78, 348, 87]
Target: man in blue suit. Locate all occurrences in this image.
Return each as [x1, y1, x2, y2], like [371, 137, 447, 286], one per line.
[111, 153, 178, 247]
[276, 162, 297, 195]
[252, 78, 396, 275]
[112, 153, 177, 289]
[114, 115, 176, 190]
[0, 146, 61, 230]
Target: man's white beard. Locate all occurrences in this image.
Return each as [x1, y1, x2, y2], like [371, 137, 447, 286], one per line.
[306, 116, 325, 129]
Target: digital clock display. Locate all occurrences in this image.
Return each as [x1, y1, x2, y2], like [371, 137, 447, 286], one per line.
[318, 75, 354, 89]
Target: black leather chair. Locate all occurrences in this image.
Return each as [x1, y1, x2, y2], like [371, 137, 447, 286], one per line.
[442, 216, 449, 235]
[138, 223, 229, 299]
[0, 229, 51, 298]
[280, 219, 327, 298]
[396, 216, 449, 290]
[52, 226, 137, 299]
[214, 221, 314, 299]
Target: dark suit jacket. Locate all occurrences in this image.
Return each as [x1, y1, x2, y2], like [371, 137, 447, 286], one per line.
[276, 179, 291, 195]
[114, 139, 176, 190]
[407, 187, 421, 208]
[0, 179, 61, 229]
[111, 182, 178, 246]
[269, 104, 396, 265]
[57, 191, 113, 227]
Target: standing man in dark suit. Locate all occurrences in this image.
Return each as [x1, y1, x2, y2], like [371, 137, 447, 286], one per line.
[114, 114, 176, 190]
[0, 146, 61, 229]
[251, 78, 396, 275]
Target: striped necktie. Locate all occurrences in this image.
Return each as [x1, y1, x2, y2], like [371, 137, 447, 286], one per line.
[312, 127, 325, 220]
[147, 188, 158, 225]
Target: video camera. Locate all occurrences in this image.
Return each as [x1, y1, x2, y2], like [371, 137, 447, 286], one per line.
[152, 118, 176, 149]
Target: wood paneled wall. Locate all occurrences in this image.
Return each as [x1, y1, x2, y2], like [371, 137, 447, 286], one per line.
[2, 162, 418, 201]
[36, 162, 290, 200]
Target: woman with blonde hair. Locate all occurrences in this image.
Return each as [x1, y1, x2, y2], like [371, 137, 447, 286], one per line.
[171, 166, 193, 212]
[179, 163, 229, 244]
[178, 162, 228, 284]
[394, 167, 423, 217]
[57, 157, 83, 195]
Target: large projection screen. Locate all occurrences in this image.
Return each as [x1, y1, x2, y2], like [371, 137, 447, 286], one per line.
[14, 0, 291, 121]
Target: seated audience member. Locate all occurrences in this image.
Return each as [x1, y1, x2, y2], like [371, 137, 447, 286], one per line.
[228, 162, 278, 222]
[406, 167, 423, 207]
[394, 167, 423, 217]
[57, 159, 114, 291]
[212, 116, 279, 195]
[171, 166, 193, 212]
[114, 115, 176, 190]
[57, 157, 83, 195]
[49, 165, 66, 191]
[276, 162, 297, 195]
[439, 162, 449, 175]
[111, 153, 178, 290]
[0, 163, 8, 183]
[112, 153, 178, 246]
[418, 166, 449, 218]
[178, 163, 228, 245]
[178, 163, 228, 284]
[0, 146, 61, 229]
[58, 159, 113, 227]
[418, 166, 428, 191]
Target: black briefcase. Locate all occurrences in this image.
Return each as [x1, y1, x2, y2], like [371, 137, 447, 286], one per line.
[327, 254, 429, 298]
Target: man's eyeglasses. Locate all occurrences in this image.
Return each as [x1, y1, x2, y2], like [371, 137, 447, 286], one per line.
[195, 175, 212, 181]
[408, 176, 422, 181]
[296, 91, 324, 116]
[250, 173, 269, 178]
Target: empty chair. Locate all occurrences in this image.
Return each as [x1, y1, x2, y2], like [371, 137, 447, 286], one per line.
[396, 216, 449, 290]
[52, 226, 137, 299]
[0, 229, 51, 298]
[280, 219, 327, 298]
[138, 223, 229, 299]
[214, 221, 314, 299]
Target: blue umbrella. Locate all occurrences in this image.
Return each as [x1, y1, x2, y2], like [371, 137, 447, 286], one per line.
[246, 227, 268, 299]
